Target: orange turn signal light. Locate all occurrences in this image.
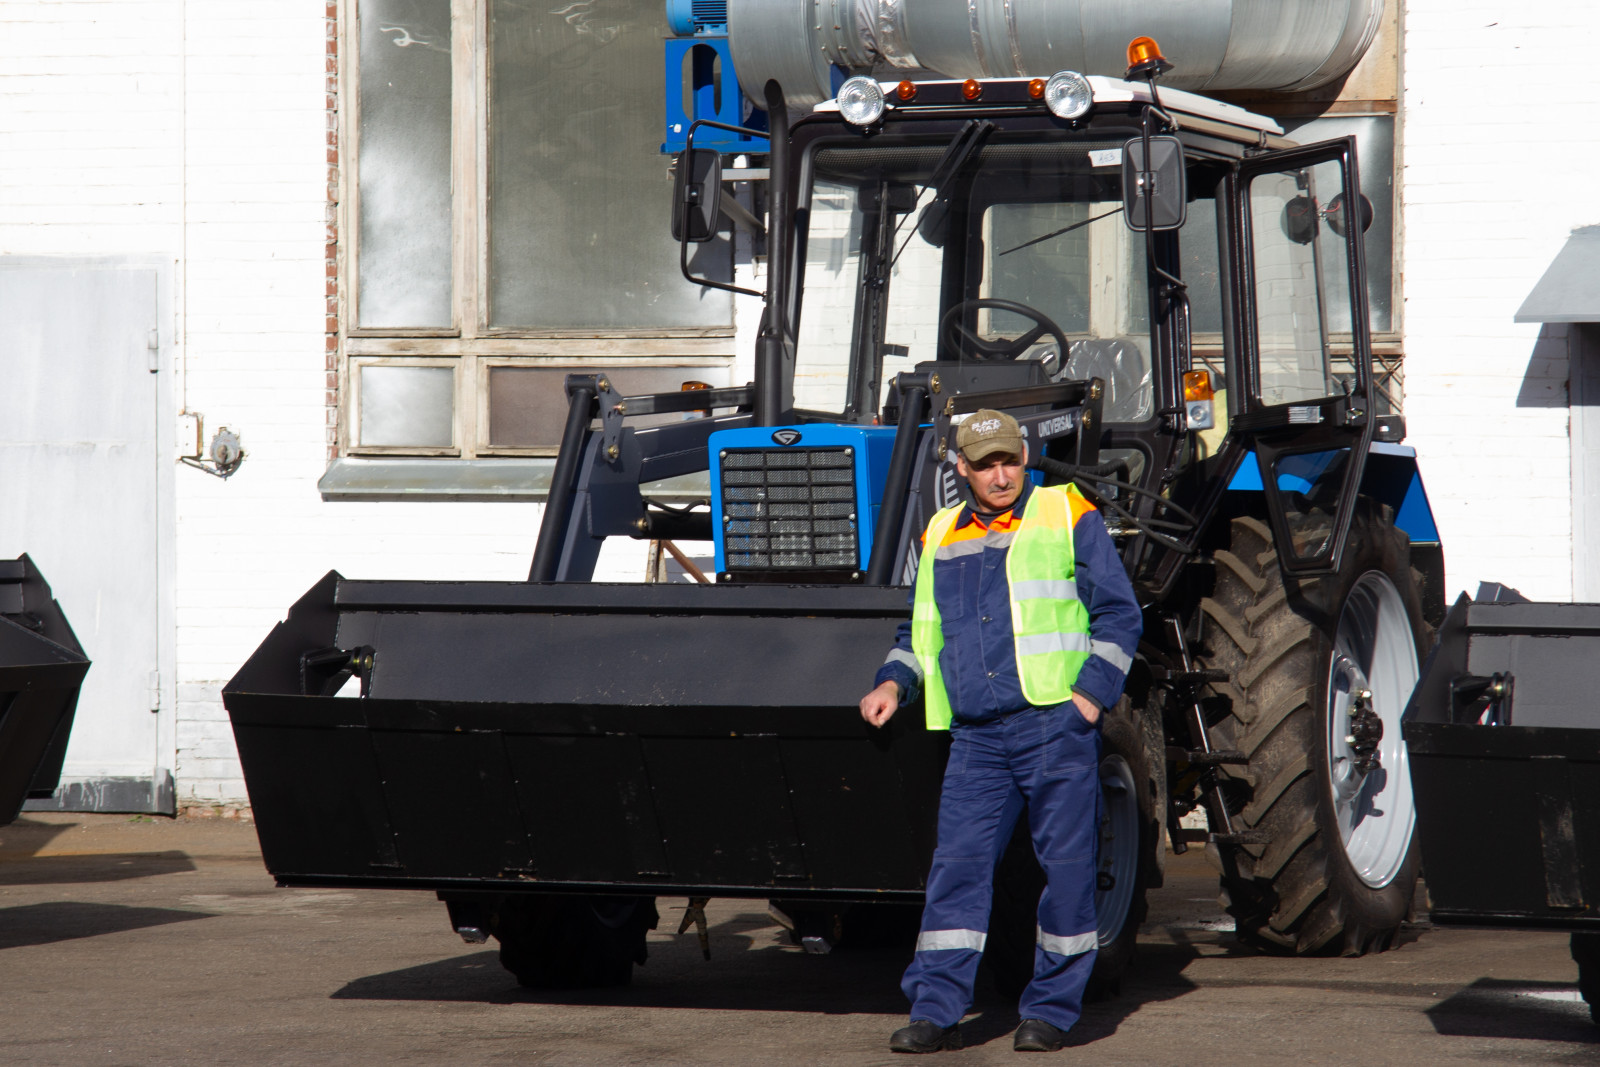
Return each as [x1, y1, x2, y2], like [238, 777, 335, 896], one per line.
[1027, 78, 1047, 100]
[682, 379, 711, 414]
[897, 80, 918, 102]
[1182, 370, 1214, 402]
[961, 78, 983, 101]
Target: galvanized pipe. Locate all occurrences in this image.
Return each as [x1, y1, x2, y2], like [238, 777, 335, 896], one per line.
[729, 0, 1384, 107]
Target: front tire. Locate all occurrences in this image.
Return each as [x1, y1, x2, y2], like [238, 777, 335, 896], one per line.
[1199, 505, 1427, 955]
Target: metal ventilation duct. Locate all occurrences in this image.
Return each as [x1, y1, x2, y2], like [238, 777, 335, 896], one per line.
[728, 0, 1384, 107]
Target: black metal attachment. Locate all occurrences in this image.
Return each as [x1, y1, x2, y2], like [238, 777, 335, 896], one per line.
[1165, 746, 1247, 767]
[1158, 613, 1241, 851]
[530, 375, 602, 582]
[443, 896, 493, 945]
[1450, 672, 1513, 725]
[678, 896, 712, 959]
[298, 645, 374, 698]
[865, 372, 933, 585]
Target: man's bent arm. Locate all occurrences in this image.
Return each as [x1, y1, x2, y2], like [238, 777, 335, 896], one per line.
[1071, 510, 1143, 711]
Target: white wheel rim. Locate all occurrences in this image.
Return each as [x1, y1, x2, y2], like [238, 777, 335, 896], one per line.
[1325, 571, 1418, 889]
[1096, 754, 1139, 946]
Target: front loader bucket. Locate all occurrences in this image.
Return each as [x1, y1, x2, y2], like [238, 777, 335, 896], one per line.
[0, 555, 90, 825]
[1403, 587, 1600, 927]
[223, 574, 944, 899]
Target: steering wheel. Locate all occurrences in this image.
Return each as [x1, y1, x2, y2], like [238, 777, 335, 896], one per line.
[939, 298, 1070, 365]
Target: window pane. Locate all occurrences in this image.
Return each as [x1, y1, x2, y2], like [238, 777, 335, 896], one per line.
[984, 201, 1153, 423]
[1281, 115, 1395, 332]
[1248, 160, 1353, 406]
[359, 365, 454, 446]
[488, 0, 732, 328]
[487, 365, 730, 448]
[357, 0, 453, 328]
[1181, 196, 1224, 336]
[1268, 447, 1350, 561]
[792, 180, 862, 414]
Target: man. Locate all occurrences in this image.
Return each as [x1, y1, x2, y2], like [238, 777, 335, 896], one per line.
[859, 409, 1142, 1054]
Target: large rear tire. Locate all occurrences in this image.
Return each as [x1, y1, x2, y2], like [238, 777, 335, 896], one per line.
[985, 696, 1161, 998]
[491, 895, 659, 988]
[1198, 505, 1427, 955]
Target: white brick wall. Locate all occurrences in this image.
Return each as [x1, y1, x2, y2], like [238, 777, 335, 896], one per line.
[1401, 2, 1600, 600]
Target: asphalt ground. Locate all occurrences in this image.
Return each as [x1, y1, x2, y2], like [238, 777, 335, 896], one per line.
[1, 813, 1596, 1066]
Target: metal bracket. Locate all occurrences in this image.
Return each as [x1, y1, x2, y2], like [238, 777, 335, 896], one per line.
[678, 896, 712, 959]
[1450, 671, 1513, 725]
[596, 376, 626, 467]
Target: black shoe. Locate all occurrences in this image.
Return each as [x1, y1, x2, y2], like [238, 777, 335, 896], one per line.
[889, 1019, 962, 1053]
[1013, 1018, 1069, 1052]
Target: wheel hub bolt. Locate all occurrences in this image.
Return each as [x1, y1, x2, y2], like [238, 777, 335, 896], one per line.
[1345, 689, 1383, 775]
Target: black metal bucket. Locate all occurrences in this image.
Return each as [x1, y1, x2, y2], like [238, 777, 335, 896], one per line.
[0, 555, 90, 825]
[223, 573, 944, 899]
[1403, 587, 1600, 927]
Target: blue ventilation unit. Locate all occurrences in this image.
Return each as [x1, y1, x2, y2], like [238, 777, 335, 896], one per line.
[663, 1, 766, 154]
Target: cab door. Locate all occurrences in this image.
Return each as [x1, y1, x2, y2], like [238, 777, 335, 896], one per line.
[1226, 137, 1375, 576]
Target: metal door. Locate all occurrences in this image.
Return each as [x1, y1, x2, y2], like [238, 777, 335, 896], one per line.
[0, 263, 166, 810]
[1226, 138, 1377, 576]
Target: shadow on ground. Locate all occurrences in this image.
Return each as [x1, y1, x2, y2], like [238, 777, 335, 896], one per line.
[0, 850, 196, 886]
[1427, 978, 1600, 1045]
[0, 901, 213, 950]
[332, 915, 1202, 1048]
[0, 816, 77, 858]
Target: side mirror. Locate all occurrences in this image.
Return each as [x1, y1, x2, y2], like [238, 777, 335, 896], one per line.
[1325, 192, 1374, 238]
[672, 148, 722, 243]
[1122, 135, 1186, 232]
[1283, 195, 1319, 245]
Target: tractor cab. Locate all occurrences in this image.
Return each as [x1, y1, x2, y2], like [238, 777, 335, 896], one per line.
[680, 65, 1385, 591]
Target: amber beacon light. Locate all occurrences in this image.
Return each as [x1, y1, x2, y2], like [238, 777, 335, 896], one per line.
[1125, 36, 1174, 80]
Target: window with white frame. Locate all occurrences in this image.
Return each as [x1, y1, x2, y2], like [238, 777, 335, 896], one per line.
[343, 0, 736, 456]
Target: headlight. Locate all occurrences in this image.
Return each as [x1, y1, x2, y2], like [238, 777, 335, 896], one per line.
[1044, 71, 1092, 120]
[836, 76, 887, 126]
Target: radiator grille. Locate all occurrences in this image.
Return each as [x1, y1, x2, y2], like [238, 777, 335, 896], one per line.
[719, 447, 859, 570]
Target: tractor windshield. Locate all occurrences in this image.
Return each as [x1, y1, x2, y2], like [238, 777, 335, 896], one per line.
[792, 137, 1155, 424]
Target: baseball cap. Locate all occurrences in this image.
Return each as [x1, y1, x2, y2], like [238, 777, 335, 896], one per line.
[955, 409, 1024, 462]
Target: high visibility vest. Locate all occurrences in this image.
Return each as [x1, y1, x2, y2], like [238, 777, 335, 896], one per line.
[911, 485, 1093, 730]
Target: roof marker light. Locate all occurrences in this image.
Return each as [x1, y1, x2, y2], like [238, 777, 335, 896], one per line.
[837, 76, 886, 126]
[1126, 36, 1174, 80]
[896, 80, 918, 102]
[1043, 71, 1092, 120]
[1027, 78, 1047, 100]
[961, 78, 982, 101]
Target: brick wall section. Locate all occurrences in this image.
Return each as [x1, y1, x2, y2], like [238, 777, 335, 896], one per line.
[1400, 3, 1600, 600]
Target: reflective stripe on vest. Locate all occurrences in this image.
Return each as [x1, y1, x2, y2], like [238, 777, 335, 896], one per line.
[910, 485, 1094, 730]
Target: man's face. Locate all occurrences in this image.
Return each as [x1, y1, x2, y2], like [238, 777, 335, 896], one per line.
[957, 445, 1027, 512]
